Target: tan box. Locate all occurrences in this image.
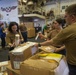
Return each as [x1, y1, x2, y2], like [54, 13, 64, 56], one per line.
[20, 52, 62, 75]
[0, 61, 9, 72]
[7, 64, 21, 75]
[27, 28, 35, 38]
[9, 42, 38, 69]
[39, 45, 56, 52]
[25, 22, 34, 28]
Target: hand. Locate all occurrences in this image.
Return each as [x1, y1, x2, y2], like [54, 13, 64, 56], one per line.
[34, 43, 39, 47]
[9, 43, 15, 47]
[54, 48, 60, 52]
[39, 32, 43, 36]
[19, 39, 24, 44]
[20, 39, 24, 42]
[39, 33, 45, 39]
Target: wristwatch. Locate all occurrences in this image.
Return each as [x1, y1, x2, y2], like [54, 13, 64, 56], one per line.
[38, 43, 41, 47]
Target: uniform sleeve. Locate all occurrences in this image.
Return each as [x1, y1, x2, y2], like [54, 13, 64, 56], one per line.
[52, 29, 66, 45]
[6, 33, 11, 44]
[19, 30, 23, 40]
[47, 31, 52, 39]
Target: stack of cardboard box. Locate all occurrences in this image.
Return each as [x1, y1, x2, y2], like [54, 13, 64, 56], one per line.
[6, 44, 67, 75]
[25, 22, 36, 38]
[9, 42, 38, 70]
[27, 28, 35, 38]
[20, 51, 63, 75]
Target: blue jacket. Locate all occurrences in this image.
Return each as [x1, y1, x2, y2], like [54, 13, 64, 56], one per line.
[0, 27, 6, 38]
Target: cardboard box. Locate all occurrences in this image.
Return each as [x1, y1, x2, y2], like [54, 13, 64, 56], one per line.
[20, 62, 54, 75]
[7, 64, 21, 75]
[39, 45, 56, 52]
[0, 72, 8, 75]
[27, 28, 35, 38]
[20, 52, 62, 75]
[9, 42, 38, 69]
[25, 22, 34, 28]
[0, 61, 9, 72]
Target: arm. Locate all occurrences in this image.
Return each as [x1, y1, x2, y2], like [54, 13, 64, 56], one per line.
[8, 43, 15, 47]
[35, 39, 54, 47]
[40, 40, 53, 46]
[19, 30, 24, 42]
[38, 32, 52, 40]
[6, 33, 15, 47]
[54, 45, 65, 52]
[40, 30, 53, 40]
[39, 33, 47, 39]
